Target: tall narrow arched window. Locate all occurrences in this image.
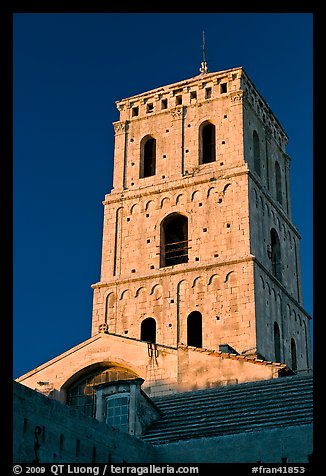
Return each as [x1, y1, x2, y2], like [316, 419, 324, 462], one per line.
[140, 317, 156, 343]
[270, 228, 282, 282]
[200, 121, 216, 164]
[187, 311, 202, 348]
[291, 338, 297, 371]
[104, 293, 115, 331]
[303, 321, 310, 369]
[275, 161, 282, 205]
[140, 136, 156, 178]
[160, 213, 188, 267]
[253, 130, 261, 177]
[273, 322, 281, 362]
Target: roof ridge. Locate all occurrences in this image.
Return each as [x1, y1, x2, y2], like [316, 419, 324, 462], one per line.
[177, 344, 288, 368]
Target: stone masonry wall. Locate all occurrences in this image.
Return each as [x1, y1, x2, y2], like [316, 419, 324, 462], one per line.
[13, 382, 157, 464]
[16, 333, 281, 400]
[155, 425, 313, 463]
[242, 75, 311, 370]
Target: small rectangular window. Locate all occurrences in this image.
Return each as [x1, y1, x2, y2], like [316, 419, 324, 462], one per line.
[146, 103, 154, 113]
[161, 98, 168, 109]
[205, 87, 212, 99]
[175, 95, 182, 105]
[220, 83, 227, 94]
[190, 91, 197, 100]
[106, 394, 130, 433]
[132, 106, 139, 117]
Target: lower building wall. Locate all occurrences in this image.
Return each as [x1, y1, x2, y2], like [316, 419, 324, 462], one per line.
[13, 381, 312, 464]
[13, 382, 157, 464]
[154, 426, 313, 464]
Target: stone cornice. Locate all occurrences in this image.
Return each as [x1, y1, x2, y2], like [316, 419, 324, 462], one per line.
[116, 67, 243, 106]
[103, 164, 250, 205]
[91, 255, 255, 290]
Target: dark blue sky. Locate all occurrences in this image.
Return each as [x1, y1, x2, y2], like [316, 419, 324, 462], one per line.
[13, 13, 313, 379]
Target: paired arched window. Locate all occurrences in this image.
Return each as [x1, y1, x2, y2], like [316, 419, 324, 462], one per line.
[140, 317, 156, 343]
[199, 121, 216, 164]
[160, 213, 188, 267]
[273, 322, 281, 362]
[140, 136, 156, 178]
[187, 311, 202, 348]
[270, 228, 282, 282]
[253, 130, 261, 177]
[275, 161, 282, 205]
[291, 338, 297, 371]
[140, 123, 216, 174]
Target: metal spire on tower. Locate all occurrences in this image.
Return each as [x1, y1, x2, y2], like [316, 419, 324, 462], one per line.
[199, 31, 209, 74]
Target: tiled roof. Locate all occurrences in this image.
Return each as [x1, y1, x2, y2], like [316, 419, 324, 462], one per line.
[178, 344, 289, 370]
[141, 374, 313, 444]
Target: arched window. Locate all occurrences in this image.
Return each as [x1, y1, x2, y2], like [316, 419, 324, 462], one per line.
[303, 321, 310, 369]
[275, 161, 282, 205]
[291, 338, 297, 371]
[199, 121, 216, 164]
[104, 293, 115, 330]
[140, 136, 156, 178]
[270, 228, 282, 282]
[253, 130, 261, 177]
[273, 322, 281, 362]
[66, 366, 138, 417]
[187, 311, 202, 348]
[140, 317, 156, 343]
[160, 213, 188, 267]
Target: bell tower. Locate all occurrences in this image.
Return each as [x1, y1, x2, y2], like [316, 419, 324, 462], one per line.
[91, 66, 312, 373]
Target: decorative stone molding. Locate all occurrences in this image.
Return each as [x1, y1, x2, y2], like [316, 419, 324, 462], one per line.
[264, 125, 273, 142]
[170, 108, 183, 120]
[113, 121, 128, 135]
[230, 90, 244, 104]
[98, 323, 109, 333]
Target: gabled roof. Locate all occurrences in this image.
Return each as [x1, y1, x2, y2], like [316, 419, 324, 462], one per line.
[141, 374, 313, 444]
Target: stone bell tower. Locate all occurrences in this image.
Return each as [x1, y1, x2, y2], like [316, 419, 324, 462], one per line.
[91, 66, 312, 373]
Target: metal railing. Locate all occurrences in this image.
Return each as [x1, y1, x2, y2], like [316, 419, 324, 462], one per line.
[161, 240, 189, 266]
